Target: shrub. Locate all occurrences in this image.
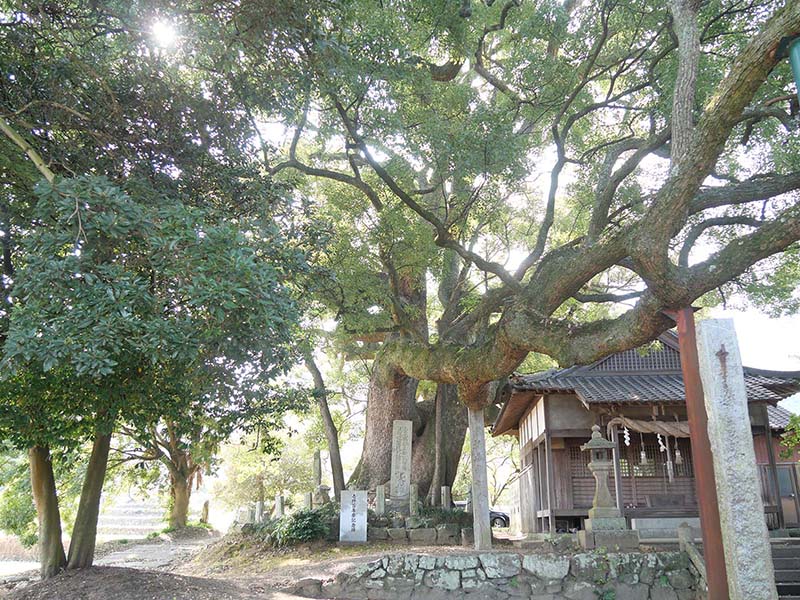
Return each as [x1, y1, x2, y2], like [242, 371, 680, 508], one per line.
[418, 506, 472, 527]
[0, 476, 38, 548]
[245, 504, 335, 548]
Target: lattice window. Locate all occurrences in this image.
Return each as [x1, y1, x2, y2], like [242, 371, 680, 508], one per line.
[568, 446, 592, 478]
[591, 345, 681, 372]
[625, 439, 694, 478]
[571, 437, 694, 479]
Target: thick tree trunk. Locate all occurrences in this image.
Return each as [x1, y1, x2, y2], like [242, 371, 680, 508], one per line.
[170, 471, 191, 529]
[349, 357, 420, 490]
[350, 358, 467, 499]
[29, 446, 66, 579]
[412, 383, 467, 501]
[67, 431, 112, 569]
[429, 386, 445, 506]
[305, 354, 346, 498]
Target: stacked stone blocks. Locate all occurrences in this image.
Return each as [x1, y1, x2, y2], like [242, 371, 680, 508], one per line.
[290, 550, 703, 600]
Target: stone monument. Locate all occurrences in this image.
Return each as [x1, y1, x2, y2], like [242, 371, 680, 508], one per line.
[339, 490, 368, 542]
[578, 425, 639, 550]
[390, 420, 412, 502]
[311, 449, 331, 508]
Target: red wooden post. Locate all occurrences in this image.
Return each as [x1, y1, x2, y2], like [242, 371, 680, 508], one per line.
[674, 307, 729, 599]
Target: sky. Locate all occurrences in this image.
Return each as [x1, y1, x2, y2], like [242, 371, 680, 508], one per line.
[709, 308, 800, 412]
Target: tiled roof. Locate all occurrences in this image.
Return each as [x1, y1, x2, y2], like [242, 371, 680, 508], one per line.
[509, 332, 800, 405]
[509, 370, 796, 405]
[494, 332, 800, 436]
[768, 404, 796, 430]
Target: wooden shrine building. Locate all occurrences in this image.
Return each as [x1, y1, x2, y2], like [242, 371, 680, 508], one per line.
[492, 332, 800, 536]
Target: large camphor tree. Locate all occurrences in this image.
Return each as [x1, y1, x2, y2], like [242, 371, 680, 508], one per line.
[173, 0, 800, 546]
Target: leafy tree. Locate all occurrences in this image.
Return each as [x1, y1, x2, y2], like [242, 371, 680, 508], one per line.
[116, 385, 312, 528]
[0, 174, 306, 572]
[0, 2, 314, 575]
[213, 432, 316, 512]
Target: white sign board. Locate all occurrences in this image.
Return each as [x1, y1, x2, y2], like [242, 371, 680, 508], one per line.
[339, 490, 368, 542]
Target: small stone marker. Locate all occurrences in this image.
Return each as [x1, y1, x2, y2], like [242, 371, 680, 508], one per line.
[254, 501, 264, 523]
[274, 494, 284, 518]
[697, 319, 778, 599]
[312, 449, 331, 508]
[409, 483, 419, 516]
[390, 420, 413, 501]
[304, 492, 313, 510]
[441, 486, 452, 509]
[339, 490, 368, 542]
[236, 506, 252, 524]
[376, 484, 386, 515]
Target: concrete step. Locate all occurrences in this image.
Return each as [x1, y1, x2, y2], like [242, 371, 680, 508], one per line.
[102, 509, 162, 516]
[776, 558, 800, 570]
[778, 583, 800, 597]
[96, 526, 162, 536]
[773, 547, 800, 558]
[776, 570, 800, 583]
[99, 514, 163, 522]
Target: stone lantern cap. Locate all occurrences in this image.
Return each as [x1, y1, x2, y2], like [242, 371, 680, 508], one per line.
[580, 425, 616, 451]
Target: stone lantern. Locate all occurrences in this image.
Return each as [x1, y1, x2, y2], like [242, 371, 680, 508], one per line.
[578, 425, 640, 550]
[581, 425, 618, 518]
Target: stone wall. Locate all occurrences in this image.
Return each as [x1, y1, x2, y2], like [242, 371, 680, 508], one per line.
[291, 550, 705, 600]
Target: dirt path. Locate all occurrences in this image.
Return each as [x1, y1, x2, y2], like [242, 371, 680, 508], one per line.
[1, 530, 234, 600]
[94, 533, 215, 571]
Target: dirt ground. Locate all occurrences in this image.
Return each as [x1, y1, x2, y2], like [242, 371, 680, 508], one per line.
[3, 567, 258, 600]
[1, 532, 517, 600]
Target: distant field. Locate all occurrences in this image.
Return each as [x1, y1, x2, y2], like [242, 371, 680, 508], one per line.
[0, 535, 36, 562]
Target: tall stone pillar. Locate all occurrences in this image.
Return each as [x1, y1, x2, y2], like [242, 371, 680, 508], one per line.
[468, 407, 492, 551]
[696, 319, 778, 600]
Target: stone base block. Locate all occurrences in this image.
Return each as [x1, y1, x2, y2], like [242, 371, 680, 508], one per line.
[408, 528, 436, 544]
[631, 517, 700, 540]
[580, 529, 640, 551]
[585, 517, 628, 532]
[435, 523, 459, 545]
[386, 498, 410, 515]
[368, 527, 389, 541]
[387, 527, 408, 541]
[391, 517, 406, 528]
[588, 507, 622, 519]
